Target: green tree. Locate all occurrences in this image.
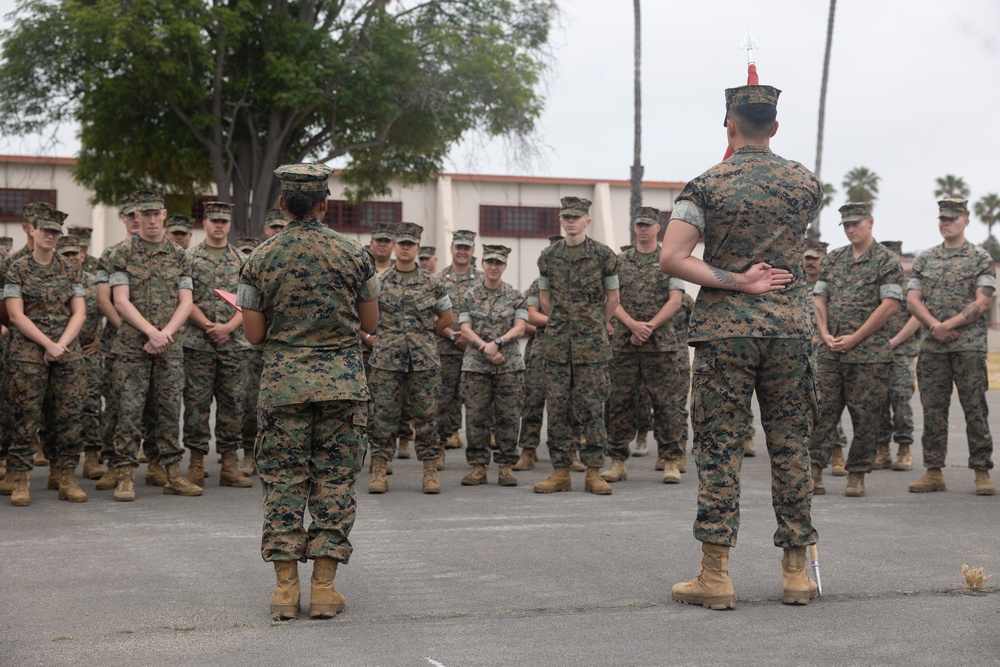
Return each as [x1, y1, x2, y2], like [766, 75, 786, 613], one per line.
[842, 166, 880, 203]
[974, 192, 1000, 247]
[934, 174, 971, 200]
[0, 0, 556, 237]
[821, 182, 836, 210]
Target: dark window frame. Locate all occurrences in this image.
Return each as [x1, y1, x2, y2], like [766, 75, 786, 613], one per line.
[479, 204, 561, 238]
[324, 200, 402, 233]
[0, 188, 58, 222]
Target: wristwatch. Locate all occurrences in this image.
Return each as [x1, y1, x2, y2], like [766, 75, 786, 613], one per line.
[494, 337, 504, 348]
[449, 333, 457, 342]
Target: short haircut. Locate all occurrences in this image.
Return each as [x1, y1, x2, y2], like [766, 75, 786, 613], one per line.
[728, 103, 777, 139]
[281, 189, 327, 217]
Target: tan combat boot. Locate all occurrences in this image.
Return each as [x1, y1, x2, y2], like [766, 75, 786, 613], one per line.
[445, 431, 463, 449]
[892, 444, 912, 471]
[497, 464, 517, 487]
[533, 468, 571, 494]
[662, 459, 681, 484]
[114, 466, 135, 502]
[368, 457, 388, 494]
[633, 431, 649, 457]
[164, 462, 204, 496]
[874, 444, 892, 470]
[844, 472, 865, 497]
[677, 453, 687, 474]
[436, 451, 445, 471]
[0, 457, 5, 479]
[145, 457, 168, 486]
[830, 446, 847, 476]
[0, 467, 16, 496]
[33, 450, 48, 467]
[397, 438, 411, 459]
[47, 466, 63, 490]
[655, 457, 666, 471]
[743, 436, 756, 457]
[83, 450, 104, 480]
[975, 469, 996, 496]
[238, 450, 257, 476]
[95, 465, 120, 491]
[11, 471, 30, 507]
[781, 547, 819, 605]
[671, 543, 736, 610]
[309, 558, 346, 618]
[811, 464, 825, 495]
[220, 450, 253, 488]
[512, 448, 536, 471]
[58, 470, 88, 503]
[569, 450, 586, 473]
[600, 458, 627, 483]
[584, 468, 613, 495]
[422, 458, 441, 494]
[461, 464, 488, 486]
[138, 449, 149, 464]
[270, 561, 300, 620]
[186, 450, 206, 487]
[909, 468, 946, 493]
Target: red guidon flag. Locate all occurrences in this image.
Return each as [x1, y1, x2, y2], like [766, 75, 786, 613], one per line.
[723, 29, 760, 161]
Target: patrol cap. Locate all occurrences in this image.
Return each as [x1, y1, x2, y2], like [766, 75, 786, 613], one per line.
[548, 234, 564, 245]
[418, 246, 436, 259]
[165, 214, 194, 233]
[880, 240, 903, 255]
[274, 163, 333, 192]
[132, 189, 165, 211]
[482, 244, 511, 263]
[633, 206, 660, 226]
[119, 194, 137, 216]
[237, 236, 261, 253]
[724, 84, 781, 126]
[57, 234, 81, 254]
[803, 238, 828, 259]
[22, 201, 56, 226]
[938, 197, 969, 219]
[265, 208, 287, 228]
[203, 201, 233, 222]
[34, 206, 68, 232]
[839, 202, 873, 225]
[560, 196, 591, 218]
[395, 222, 423, 244]
[370, 221, 394, 241]
[67, 226, 93, 245]
[452, 229, 476, 247]
[0, 236, 12, 250]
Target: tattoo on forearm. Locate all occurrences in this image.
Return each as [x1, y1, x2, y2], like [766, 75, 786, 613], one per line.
[710, 266, 737, 286]
[983, 287, 995, 298]
[814, 306, 826, 327]
[962, 303, 982, 321]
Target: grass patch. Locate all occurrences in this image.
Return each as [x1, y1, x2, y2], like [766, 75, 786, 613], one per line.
[53, 636, 72, 641]
[963, 564, 990, 590]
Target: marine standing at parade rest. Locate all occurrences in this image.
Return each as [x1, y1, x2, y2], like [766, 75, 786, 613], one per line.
[418, 246, 438, 273]
[660, 84, 821, 609]
[811, 203, 903, 498]
[165, 214, 194, 250]
[907, 198, 996, 495]
[237, 162, 379, 620]
[67, 225, 99, 273]
[236, 235, 263, 476]
[181, 201, 252, 489]
[535, 196, 620, 496]
[457, 244, 527, 487]
[604, 206, 687, 485]
[367, 222, 454, 495]
[262, 207, 287, 239]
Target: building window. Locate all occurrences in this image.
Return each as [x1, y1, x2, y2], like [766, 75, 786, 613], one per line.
[323, 200, 402, 233]
[0, 188, 57, 222]
[479, 205, 561, 238]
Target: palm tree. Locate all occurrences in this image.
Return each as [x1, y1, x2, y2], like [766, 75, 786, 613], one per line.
[842, 166, 880, 203]
[810, 0, 836, 239]
[629, 0, 643, 233]
[934, 175, 971, 200]
[974, 192, 1000, 242]
[821, 182, 836, 210]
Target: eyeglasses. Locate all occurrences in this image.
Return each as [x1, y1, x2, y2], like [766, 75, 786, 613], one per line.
[38, 228, 62, 237]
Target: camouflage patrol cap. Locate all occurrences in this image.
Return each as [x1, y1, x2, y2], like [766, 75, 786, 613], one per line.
[265, 208, 287, 228]
[34, 206, 68, 232]
[67, 226, 93, 245]
[839, 202, 873, 225]
[119, 193, 137, 216]
[938, 198, 969, 219]
[548, 234, 564, 244]
[370, 221, 395, 241]
[395, 222, 423, 244]
[0, 236, 12, 251]
[22, 201, 56, 226]
[132, 189, 165, 211]
[165, 214, 194, 233]
[803, 238, 828, 258]
[203, 201, 233, 222]
[724, 84, 781, 126]
[57, 234, 81, 254]
[482, 244, 511, 263]
[274, 163, 333, 192]
[418, 246, 436, 259]
[237, 236, 261, 253]
[880, 240, 903, 256]
[560, 196, 591, 218]
[452, 229, 477, 247]
[633, 206, 661, 226]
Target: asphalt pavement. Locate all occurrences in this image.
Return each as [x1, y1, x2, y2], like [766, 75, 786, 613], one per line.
[3, 390, 1000, 667]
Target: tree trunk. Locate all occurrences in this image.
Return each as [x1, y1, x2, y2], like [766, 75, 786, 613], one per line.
[811, 0, 836, 239]
[629, 0, 643, 245]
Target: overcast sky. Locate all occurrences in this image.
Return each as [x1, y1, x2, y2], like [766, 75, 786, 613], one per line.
[1, 0, 997, 252]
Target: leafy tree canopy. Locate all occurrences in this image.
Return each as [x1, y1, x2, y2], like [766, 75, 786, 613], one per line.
[0, 0, 556, 236]
[842, 166, 880, 204]
[934, 174, 971, 200]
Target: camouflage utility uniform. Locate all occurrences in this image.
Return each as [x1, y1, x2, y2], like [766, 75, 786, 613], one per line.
[77, 269, 105, 461]
[237, 214, 378, 563]
[436, 262, 482, 443]
[517, 278, 546, 455]
[880, 287, 918, 452]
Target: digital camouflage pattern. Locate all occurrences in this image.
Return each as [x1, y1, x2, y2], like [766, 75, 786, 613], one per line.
[612, 246, 686, 354]
[461, 371, 523, 466]
[183, 349, 247, 455]
[457, 280, 528, 374]
[181, 242, 248, 352]
[257, 400, 367, 563]
[369, 368, 441, 462]
[369, 266, 451, 372]
[917, 351, 993, 470]
[242, 347, 264, 450]
[880, 355, 916, 447]
[237, 216, 379, 408]
[4, 253, 85, 365]
[544, 361, 609, 469]
[518, 278, 545, 453]
[436, 263, 482, 440]
[672, 145, 822, 343]
[811, 357, 889, 472]
[77, 270, 104, 455]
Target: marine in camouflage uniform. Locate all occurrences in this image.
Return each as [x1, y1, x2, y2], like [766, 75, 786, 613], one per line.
[237, 163, 379, 620]
[535, 196, 620, 495]
[604, 207, 687, 485]
[368, 222, 453, 494]
[3, 205, 88, 505]
[811, 203, 904, 497]
[436, 230, 483, 448]
[457, 244, 527, 486]
[107, 189, 201, 500]
[237, 234, 263, 476]
[181, 202, 251, 488]
[68, 225, 100, 274]
[907, 198, 996, 495]
[663, 85, 821, 609]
